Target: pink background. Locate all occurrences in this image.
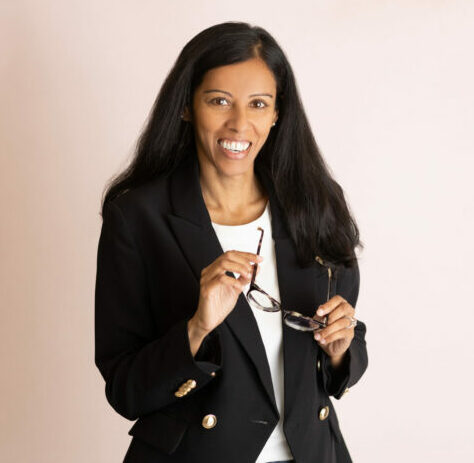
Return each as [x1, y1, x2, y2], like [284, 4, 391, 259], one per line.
[1, 1, 473, 461]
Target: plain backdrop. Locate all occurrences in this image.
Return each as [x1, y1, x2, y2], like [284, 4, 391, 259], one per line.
[1, 1, 473, 462]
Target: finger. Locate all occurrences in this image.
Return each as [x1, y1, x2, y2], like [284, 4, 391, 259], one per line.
[232, 251, 265, 279]
[326, 301, 355, 325]
[213, 273, 247, 292]
[230, 251, 264, 278]
[201, 273, 244, 299]
[225, 250, 264, 272]
[317, 325, 354, 346]
[315, 295, 346, 318]
[208, 256, 255, 282]
[202, 251, 262, 279]
[314, 316, 354, 341]
[229, 250, 264, 264]
[311, 312, 327, 328]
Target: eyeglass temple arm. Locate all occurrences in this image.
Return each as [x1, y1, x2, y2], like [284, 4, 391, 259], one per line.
[315, 255, 339, 327]
[250, 227, 265, 285]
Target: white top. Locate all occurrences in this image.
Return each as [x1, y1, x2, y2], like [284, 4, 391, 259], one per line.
[211, 201, 294, 463]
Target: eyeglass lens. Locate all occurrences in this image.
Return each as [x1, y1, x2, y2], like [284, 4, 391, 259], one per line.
[245, 227, 332, 331]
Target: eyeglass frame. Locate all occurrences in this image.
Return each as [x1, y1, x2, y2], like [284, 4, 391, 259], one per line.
[244, 226, 337, 331]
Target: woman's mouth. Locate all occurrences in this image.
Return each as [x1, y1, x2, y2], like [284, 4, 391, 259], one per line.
[217, 138, 252, 160]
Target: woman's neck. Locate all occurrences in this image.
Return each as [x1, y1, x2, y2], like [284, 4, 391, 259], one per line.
[199, 168, 268, 225]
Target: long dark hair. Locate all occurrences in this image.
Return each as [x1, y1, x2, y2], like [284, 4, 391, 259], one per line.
[100, 21, 363, 268]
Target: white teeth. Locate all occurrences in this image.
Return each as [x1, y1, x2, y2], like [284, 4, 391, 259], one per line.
[219, 139, 250, 152]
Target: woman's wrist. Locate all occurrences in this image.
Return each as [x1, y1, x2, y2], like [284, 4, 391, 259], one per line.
[187, 317, 210, 357]
[329, 352, 346, 370]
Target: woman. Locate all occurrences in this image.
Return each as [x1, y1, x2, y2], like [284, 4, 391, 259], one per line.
[95, 21, 368, 463]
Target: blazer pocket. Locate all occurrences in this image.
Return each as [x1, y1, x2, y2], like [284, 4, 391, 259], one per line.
[128, 410, 189, 454]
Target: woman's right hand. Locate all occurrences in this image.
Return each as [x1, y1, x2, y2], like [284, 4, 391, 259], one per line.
[191, 250, 264, 335]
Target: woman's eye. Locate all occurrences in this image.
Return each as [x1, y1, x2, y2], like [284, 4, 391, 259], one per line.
[211, 97, 229, 106]
[252, 100, 267, 109]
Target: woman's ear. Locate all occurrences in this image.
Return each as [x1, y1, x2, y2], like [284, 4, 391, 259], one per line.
[181, 106, 192, 122]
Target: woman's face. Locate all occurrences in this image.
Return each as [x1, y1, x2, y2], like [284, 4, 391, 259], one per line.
[188, 58, 278, 177]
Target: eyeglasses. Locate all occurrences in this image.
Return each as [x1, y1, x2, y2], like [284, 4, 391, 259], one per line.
[245, 227, 337, 331]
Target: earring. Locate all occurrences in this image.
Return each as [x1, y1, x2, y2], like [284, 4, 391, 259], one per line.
[272, 122, 276, 126]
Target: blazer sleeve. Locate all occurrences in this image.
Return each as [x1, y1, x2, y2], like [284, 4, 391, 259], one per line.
[319, 259, 368, 399]
[94, 200, 222, 421]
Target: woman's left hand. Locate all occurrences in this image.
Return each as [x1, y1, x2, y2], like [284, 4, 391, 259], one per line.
[312, 295, 356, 359]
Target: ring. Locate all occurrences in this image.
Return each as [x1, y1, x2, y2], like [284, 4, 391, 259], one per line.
[344, 316, 357, 329]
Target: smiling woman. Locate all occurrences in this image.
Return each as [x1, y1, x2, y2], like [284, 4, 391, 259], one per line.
[183, 57, 279, 221]
[95, 21, 368, 463]
[188, 58, 278, 172]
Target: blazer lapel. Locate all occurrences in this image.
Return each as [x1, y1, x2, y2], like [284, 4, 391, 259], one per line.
[165, 154, 328, 420]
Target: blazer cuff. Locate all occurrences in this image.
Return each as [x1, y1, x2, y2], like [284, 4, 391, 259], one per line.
[174, 318, 223, 381]
[194, 326, 222, 365]
[319, 335, 367, 400]
[320, 346, 352, 399]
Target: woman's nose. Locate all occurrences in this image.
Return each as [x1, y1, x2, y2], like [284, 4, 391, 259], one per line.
[226, 106, 251, 132]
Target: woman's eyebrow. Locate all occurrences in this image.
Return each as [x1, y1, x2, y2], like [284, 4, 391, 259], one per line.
[203, 89, 273, 98]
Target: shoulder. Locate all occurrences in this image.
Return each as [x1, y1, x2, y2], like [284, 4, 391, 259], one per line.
[101, 175, 173, 246]
[106, 174, 171, 222]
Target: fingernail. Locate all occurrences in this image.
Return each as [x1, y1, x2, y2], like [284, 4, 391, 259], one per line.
[320, 338, 326, 344]
[257, 255, 264, 261]
[314, 333, 320, 340]
[317, 309, 324, 315]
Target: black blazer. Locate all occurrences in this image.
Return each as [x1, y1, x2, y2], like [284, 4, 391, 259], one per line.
[94, 154, 368, 463]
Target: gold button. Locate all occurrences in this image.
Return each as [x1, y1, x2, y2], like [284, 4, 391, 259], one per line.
[317, 359, 321, 371]
[210, 372, 216, 377]
[174, 390, 184, 398]
[319, 406, 330, 421]
[202, 414, 217, 429]
[186, 379, 197, 388]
